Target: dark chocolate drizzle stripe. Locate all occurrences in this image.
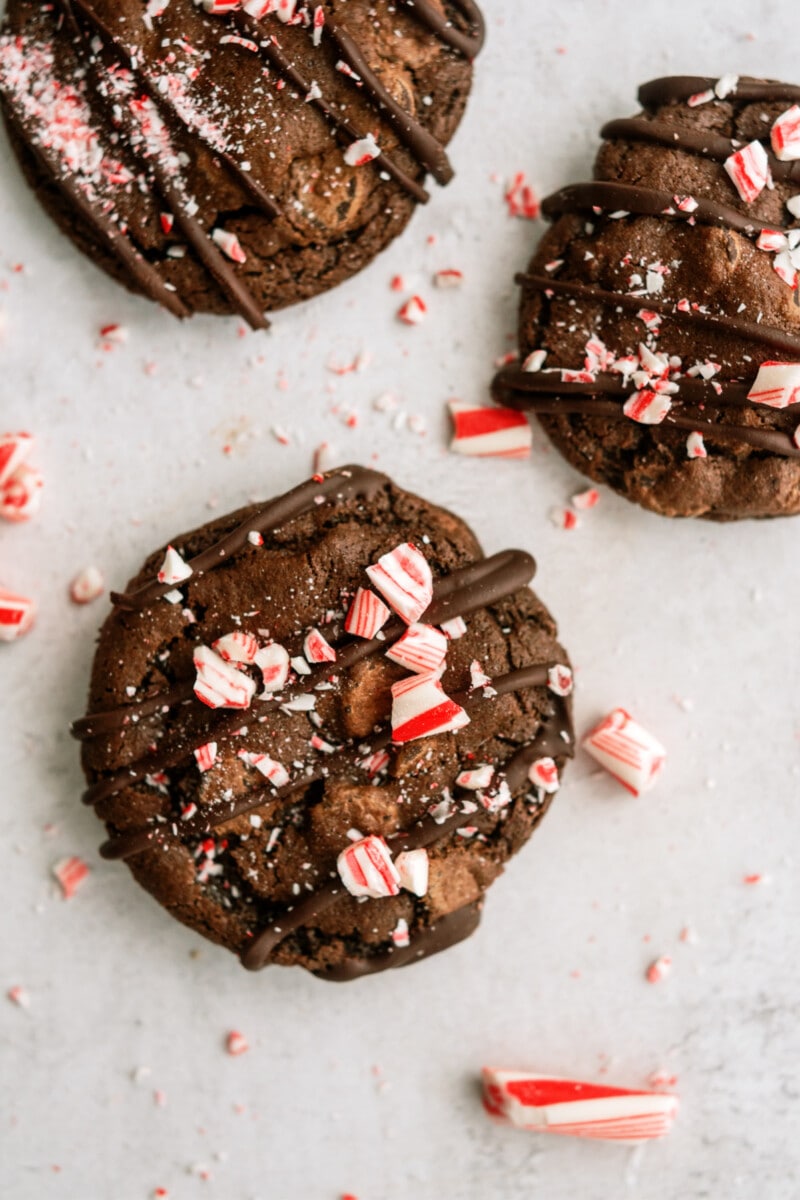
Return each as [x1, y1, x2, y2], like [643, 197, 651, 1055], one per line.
[493, 367, 800, 459]
[233, 9, 429, 204]
[326, 19, 453, 185]
[80, 546, 538, 803]
[516, 272, 800, 357]
[541, 181, 792, 237]
[600, 117, 800, 186]
[639, 75, 800, 110]
[314, 899, 482, 981]
[401, 0, 485, 58]
[56, 0, 270, 331]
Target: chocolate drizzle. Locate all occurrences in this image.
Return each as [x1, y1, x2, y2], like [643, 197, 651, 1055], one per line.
[0, 0, 483, 324]
[492, 77, 800, 461]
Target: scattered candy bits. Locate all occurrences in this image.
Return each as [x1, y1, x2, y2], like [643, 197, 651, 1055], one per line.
[337, 835, 400, 899]
[0, 586, 36, 642]
[69, 566, 104, 604]
[52, 855, 89, 899]
[390, 670, 470, 743]
[448, 400, 532, 458]
[505, 172, 540, 219]
[583, 708, 666, 796]
[0, 432, 41, 523]
[366, 542, 433, 625]
[646, 955, 672, 984]
[226, 1030, 249, 1056]
[397, 295, 427, 325]
[482, 1069, 679, 1142]
[746, 361, 800, 409]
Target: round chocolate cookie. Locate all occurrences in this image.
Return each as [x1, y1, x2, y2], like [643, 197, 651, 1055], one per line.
[493, 75, 800, 520]
[0, 0, 483, 330]
[73, 466, 573, 980]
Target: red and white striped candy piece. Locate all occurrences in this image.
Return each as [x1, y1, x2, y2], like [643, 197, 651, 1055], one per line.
[344, 132, 380, 167]
[391, 671, 469, 743]
[395, 847, 429, 896]
[344, 587, 391, 640]
[202, 0, 240, 12]
[686, 431, 708, 458]
[193, 645, 256, 710]
[547, 664, 573, 697]
[747, 361, 800, 408]
[572, 488, 599, 511]
[213, 630, 259, 664]
[0, 463, 43, 522]
[385, 622, 447, 675]
[226, 1030, 249, 1056]
[623, 390, 672, 425]
[397, 295, 427, 325]
[505, 172, 540, 219]
[312, 5, 325, 44]
[194, 741, 218, 772]
[366, 543, 432, 625]
[211, 228, 247, 263]
[69, 566, 104, 604]
[724, 139, 769, 203]
[157, 545, 193, 586]
[528, 757, 560, 793]
[482, 1070, 679, 1143]
[358, 748, 390, 776]
[771, 105, 800, 162]
[583, 708, 666, 796]
[238, 750, 290, 788]
[392, 918, 410, 948]
[448, 400, 532, 458]
[434, 269, 464, 289]
[52, 856, 89, 899]
[275, 0, 297, 20]
[243, 0, 272, 15]
[0, 432, 34, 488]
[303, 627, 337, 664]
[646, 954, 672, 984]
[456, 764, 494, 790]
[0, 587, 35, 642]
[440, 615, 467, 640]
[337, 835, 400, 899]
[254, 642, 290, 693]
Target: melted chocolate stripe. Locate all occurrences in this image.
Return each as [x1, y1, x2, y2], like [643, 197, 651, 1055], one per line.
[516, 272, 800, 356]
[541, 181, 783, 236]
[401, 0, 485, 58]
[639, 75, 800, 110]
[326, 19, 453, 185]
[600, 117, 800, 186]
[71, 684, 194, 741]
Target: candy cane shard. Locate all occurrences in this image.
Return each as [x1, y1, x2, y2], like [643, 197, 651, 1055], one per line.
[69, 566, 104, 604]
[157, 545, 193, 585]
[448, 400, 533, 458]
[391, 671, 470, 743]
[395, 847, 429, 896]
[193, 645, 256, 709]
[194, 741, 218, 772]
[303, 627, 337, 664]
[0, 432, 34, 488]
[344, 587, 391, 639]
[771, 105, 800, 161]
[237, 750, 290, 787]
[254, 642, 290, 693]
[482, 1070, 679, 1142]
[724, 139, 769, 203]
[547, 664, 573, 697]
[385, 622, 448, 674]
[0, 587, 36, 641]
[747, 361, 800, 409]
[366, 543, 433, 625]
[344, 132, 381, 167]
[0, 463, 43, 522]
[337, 835, 400, 898]
[213, 631, 260, 663]
[623, 390, 672, 425]
[583, 708, 666, 796]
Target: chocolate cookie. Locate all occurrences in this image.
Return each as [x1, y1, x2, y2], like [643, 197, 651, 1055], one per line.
[73, 466, 573, 980]
[493, 75, 800, 520]
[0, 0, 483, 329]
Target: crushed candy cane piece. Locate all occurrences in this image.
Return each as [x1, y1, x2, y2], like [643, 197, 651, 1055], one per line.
[7, 985, 30, 1008]
[715, 73, 738, 99]
[448, 400, 532, 458]
[213, 631, 259, 664]
[248, 531, 264, 546]
[366, 543, 432, 625]
[456, 764, 494, 790]
[771, 105, 800, 162]
[358, 748, 390, 776]
[0, 463, 43, 522]
[747, 361, 800, 408]
[787, 195, 800, 219]
[52, 856, 89, 899]
[583, 708, 666, 797]
[0, 587, 35, 641]
[386, 622, 448, 675]
[724, 140, 769, 204]
[238, 751, 289, 788]
[194, 742, 218, 772]
[391, 671, 469, 743]
[344, 132, 380, 167]
[303, 627, 337, 664]
[211, 228, 247, 263]
[312, 5, 325, 45]
[0, 432, 34, 488]
[686, 431, 707, 459]
[528, 758, 559, 793]
[549, 507, 578, 531]
[687, 89, 714, 107]
[254, 642, 290, 692]
[395, 847, 429, 897]
[572, 488, 599, 511]
[482, 1069, 679, 1142]
[157, 545, 193, 586]
[226, 1031, 249, 1056]
[623, 391, 672, 424]
[469, 660, 492, 690]
[337, 835, 400, 898]
[547, 664, 573, 696]
[434, 269, 464, 288]
[69, 566, 104, 604]
[440, 615, 467, 640]
[391, 918, 410, 948]
[344, 587, 391, 640]
[397, 295, 427, 325]
[505, 172, 540, 219]
[646, 955, 672, 984]
[193, 645, 256, 710]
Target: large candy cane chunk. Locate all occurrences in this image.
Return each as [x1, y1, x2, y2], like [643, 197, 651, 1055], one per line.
[303, 627, 337, 664]
[482, 1070, 679, 1142]
[213, 631, 259, 663]
[366, 543, 433, 625]
[337, 835, 400, 898]
[385, 623, 448, 674]
[395, 848, 429, 896]
[747, 361, 800, 409]
[448, 401, 533, 458]
[344, 588, 391, 640]
[771, 105, 800, 161]
[238, 751, 290, 788]
[623, 390, 672, 425]
[344, 133, 380, 167]
[391, 671, 470, 743]
[0, 587, 35, 641]
[193, 645, 256, 709]
[724, 140, 769, 203]
[254, 642, 290, 693]
[583, 708, 666, 796]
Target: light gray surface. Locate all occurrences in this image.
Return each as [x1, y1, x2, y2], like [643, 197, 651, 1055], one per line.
[2, 2, 800, 1196]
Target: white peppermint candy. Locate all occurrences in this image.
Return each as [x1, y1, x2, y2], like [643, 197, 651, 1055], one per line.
[344, 133, 380, 167]
[69, 566, 104, 605]
[303, 627, 337, 664]
[547, 664, 573, 697]
[747, 361, 800, 409]
[157, 545, 193, 586]
[255, 642, 290, 693]
[456, 764, 495, 790]
[194, 741, 218, 772]
[440, 616, 467, 640]
[337, 835, 400, 898]
[391, 917, 410, 948]
[623, 390, 672, 425]
[211, 228, 247, 263]
[193, 645, 256, 710]
[771, 105, 800, 162]
[723, 140, 769, 203]
[528, 758, 560, 793]
[583, 708, 666, 797]
[395, 848, 429, 897]
[0, 586, 35, 642]
[686, 431, 708, 459]
[344, 587, 391, 640]
[213, 631, 259, 663]
[397, 295, 427, 325]
[391, 671, 470, 743]
[238, 751, 290, 788]
[385, 623, 448, 675]
[366, 542, 433, 625]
